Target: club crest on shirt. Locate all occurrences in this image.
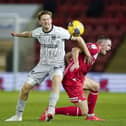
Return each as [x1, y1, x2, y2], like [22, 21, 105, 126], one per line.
[51, 35, 56, 40]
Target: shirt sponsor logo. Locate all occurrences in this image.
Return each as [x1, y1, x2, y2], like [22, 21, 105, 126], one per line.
[51, 35, 56, 40]
[41, 44, 58, 48]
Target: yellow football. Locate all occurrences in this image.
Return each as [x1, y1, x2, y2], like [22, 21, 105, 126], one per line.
[67, 20, 84, 36]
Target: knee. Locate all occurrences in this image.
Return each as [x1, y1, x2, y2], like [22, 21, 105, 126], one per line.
[21, 83, 32, 95]
[92, 83, 100, 91]
[74, 101, 88, 116]
[81, 109, 88, 116]
[52, 75, 62, 85]
[95, 83, 100, 90]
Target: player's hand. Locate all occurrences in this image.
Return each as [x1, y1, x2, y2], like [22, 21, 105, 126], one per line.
[11, 32, 17, 37]
[84, 55, 93, 64]
[70, 63, 79, 72]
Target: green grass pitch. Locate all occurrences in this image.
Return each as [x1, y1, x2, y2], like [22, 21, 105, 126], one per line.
[0, 91, 126, 126]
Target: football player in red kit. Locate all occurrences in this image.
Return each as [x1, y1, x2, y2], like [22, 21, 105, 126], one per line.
[40, 36, 112, 121]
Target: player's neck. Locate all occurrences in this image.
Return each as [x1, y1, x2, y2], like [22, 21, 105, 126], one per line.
[42, 25, 53, 33]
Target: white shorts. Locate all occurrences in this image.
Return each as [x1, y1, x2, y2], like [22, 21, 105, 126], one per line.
[26, 63, 65, 86]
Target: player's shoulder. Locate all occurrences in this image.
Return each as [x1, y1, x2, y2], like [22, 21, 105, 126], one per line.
[53, 25, 67, 31]
[87, 42, 99, 55]
[87, 42, 98, 49]
[53, 25, 70, 38]
[31, 27, 42, 37]
[32, 27, 42, 32]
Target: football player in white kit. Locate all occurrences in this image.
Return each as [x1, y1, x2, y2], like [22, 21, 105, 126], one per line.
[5, 10, 92, 122]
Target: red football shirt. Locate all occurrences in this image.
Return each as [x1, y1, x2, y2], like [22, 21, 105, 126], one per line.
[64, 43, 100, 83]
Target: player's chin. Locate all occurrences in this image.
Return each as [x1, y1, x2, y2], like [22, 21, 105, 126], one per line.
[101, 51, 106, 55]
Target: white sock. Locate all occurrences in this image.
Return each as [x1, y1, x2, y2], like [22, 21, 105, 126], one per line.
[88, 113, 95, 117]
[16, 99, 26, 117]
[48, 93, 59, 114]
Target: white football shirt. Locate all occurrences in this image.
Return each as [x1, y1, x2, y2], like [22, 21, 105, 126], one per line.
[32, 25, 71, 66]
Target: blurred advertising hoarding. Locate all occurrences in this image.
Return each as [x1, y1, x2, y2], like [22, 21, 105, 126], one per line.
[0, 14, 18, 39]
[0, 72, 126, 92]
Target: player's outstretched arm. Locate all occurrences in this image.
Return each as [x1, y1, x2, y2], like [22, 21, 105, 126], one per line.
[65, 52, 72, 65]
[11, 31, 32, 38]
[71, 36, 92, 64]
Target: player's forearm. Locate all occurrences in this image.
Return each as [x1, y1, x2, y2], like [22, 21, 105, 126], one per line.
[76, 37, 91, 57]
[71, 36, 91, 57]
[11, 31, 32, 38]
[72, 47, 80, 66]
[65, 52, 72, 64]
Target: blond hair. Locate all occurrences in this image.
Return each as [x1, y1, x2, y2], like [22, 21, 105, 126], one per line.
[37, 10, 53, 20]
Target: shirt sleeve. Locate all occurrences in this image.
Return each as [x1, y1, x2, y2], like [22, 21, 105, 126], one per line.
[59, 27, 71, 40]
[87, 43, 99, 59]
[31, 28, 40, 38]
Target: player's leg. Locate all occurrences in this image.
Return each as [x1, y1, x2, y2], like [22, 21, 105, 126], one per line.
[5, 64, 50, 122]
[74, 100, 88, 116]
[84, 77, 99, 115]
[5, 82, 33, 122]
[54, 84, 88, 117]
[41, 78, 104, 121]
[52, 79, 88, 117]
[84, 77, 104, 121]
[84, 77, 100, 91]
[55, 106, 82, 116]
[53, 84, 88, 117]
[40, 79, 86, 121]
[47, 66, 64, 121]
[40, 99, 88, 120]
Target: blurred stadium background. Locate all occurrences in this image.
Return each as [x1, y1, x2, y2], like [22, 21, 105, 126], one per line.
[0, 0, 126, 125]
[0, 0, 126, 91]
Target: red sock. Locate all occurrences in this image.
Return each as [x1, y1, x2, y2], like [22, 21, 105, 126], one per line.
[88, 90, 98, 114]
[55, 106, 82, 116]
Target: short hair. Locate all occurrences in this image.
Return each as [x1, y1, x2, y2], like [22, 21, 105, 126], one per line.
[37, 10, 53, 20]
[96, 35, 111, 43]
[97, 35, 110, 40]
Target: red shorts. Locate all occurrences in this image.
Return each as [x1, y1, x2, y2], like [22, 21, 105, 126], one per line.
[62, 78, 86, 103]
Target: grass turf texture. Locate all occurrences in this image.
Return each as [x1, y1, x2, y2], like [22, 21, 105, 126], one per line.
[0, 91, 126, 126]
